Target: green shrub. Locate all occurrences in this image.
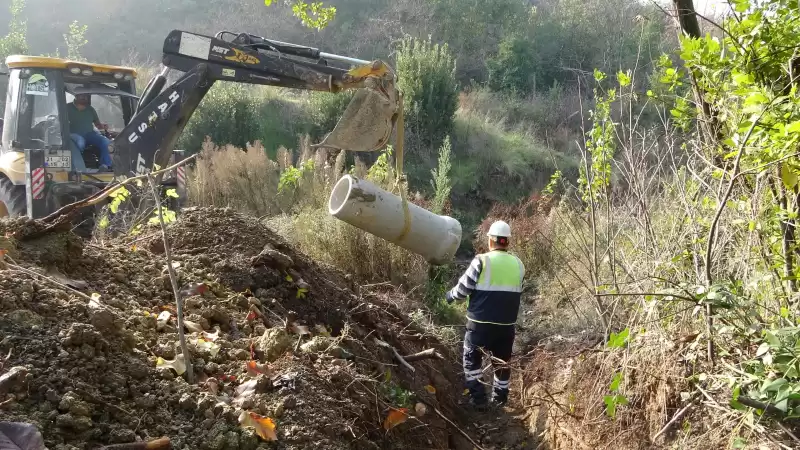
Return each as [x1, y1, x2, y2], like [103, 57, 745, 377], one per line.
[395, 35, 459, 156]
[178, 83, 311, 155]
[487, 33, 537, 95]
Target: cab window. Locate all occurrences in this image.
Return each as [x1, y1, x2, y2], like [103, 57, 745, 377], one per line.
[16, 70, 62, 148]
[65, 85, 126, 132]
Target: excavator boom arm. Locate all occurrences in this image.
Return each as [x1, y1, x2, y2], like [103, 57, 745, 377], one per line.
[111, 30, 399, 178]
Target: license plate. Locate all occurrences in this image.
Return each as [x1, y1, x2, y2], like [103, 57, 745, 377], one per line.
[45, 156, 71, 168]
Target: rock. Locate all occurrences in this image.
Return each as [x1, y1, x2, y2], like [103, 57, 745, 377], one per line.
[250, 247, 293, 270]
[179, 393, 195, 411]
[229, 348, 250, 361]
[224, 431, 240, 449]
[109, 427, 137, 443]
[45, 388, 60, 403]
[61, 323, 104, 348]
[8, 309, 44, 326]
[88, 303, 123, 336]
[256, 328, 293, 362]
[58, 392, 91, 417]
[272, 400, 285, 418]
[158, 367, 176, 380]
[233, 294, 249, 309]
[238, 429, 260, 450]
[56, 413, 93, 431]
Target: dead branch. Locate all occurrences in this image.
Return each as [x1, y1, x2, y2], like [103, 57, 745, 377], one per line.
[651, 402, 694, 442]
[402, 348, 443, 362]
[74, 388, 134, 417]
[147, 174, 193, 384]
[427, 403, 486, 450]
[99, 437, 171, 450]
[0, 366, 27, 394]
[374, 338, 414, 372]
[35, 154, 197, 231]
[5, 257, 93, 302]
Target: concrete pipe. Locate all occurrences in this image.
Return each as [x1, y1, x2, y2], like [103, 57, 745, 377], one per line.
[328, 174, 462, 265]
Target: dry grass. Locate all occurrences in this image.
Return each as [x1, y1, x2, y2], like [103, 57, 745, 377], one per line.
[186, 137, 428, 286]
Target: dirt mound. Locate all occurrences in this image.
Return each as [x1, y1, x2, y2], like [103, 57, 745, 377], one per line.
[0, 208, 471, 450]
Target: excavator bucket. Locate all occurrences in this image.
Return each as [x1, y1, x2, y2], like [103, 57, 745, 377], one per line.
[314, 78, 400, 153]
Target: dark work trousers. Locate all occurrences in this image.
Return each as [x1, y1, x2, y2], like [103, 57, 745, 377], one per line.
[462, 320, 515, 404]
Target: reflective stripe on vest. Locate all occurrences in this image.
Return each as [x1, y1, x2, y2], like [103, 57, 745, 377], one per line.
[475, 251, 523, 293]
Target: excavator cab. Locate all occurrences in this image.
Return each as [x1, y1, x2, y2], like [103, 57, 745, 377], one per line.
[0, 56, 139, 217]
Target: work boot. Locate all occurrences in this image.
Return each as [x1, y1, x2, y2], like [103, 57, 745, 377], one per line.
[469, 396, 488, 413]
[491, 390, 508, 408]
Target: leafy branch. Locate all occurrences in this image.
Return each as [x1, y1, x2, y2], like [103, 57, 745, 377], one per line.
[264, 0, 336, 30]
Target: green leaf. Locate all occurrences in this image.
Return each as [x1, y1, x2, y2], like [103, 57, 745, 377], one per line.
[761, 377, 787, 393]
[787, 121, 800, 133]
[732, 437, 747, 449]
[744, 92, 768, 106]
[593, 69, 606, 83]
[610, 372, 623, 392]
[782, 164, 799, 190]
[166, 188, 179, 198]
[264, 0, 273, 4]
[603, 395, 617, 418]
[766, 331, 780, 348]
[608, 328, 629, 348]
[617, 71, 631, 87]
[756, 342, 771, 357]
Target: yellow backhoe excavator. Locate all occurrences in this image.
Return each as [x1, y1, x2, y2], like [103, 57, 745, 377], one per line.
[0, 30, 404, 223]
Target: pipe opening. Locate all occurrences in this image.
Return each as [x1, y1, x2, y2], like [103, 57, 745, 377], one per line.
[328, 175, 353, 216]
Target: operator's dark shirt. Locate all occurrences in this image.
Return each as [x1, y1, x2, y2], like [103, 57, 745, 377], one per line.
[67, 103, 99, 136]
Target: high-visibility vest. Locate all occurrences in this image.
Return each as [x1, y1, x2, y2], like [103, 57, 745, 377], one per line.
[467, 250, 525, 326]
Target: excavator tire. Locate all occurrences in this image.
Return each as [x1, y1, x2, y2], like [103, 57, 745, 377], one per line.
[0, 176, 27, 218]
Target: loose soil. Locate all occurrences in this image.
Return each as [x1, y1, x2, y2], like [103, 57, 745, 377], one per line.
[0, 207, 539, 450]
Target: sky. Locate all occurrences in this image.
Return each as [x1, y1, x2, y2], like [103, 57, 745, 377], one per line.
[655, 0, 731, 16]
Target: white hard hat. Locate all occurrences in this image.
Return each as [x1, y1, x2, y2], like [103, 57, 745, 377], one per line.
[487, 220, 511, 238]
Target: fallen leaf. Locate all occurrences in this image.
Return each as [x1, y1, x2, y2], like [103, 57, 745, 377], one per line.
[180, 282, 208, 297]
[157, 310, 172, 323]
[184, 320, 204, 333]
[289, 322, 310, 336]
[204, 378, 220, 395]
[462, 389, 470, 396]
[131, 244, 137, 252]
[156, 354, 186, 375]
[202, 329, 220, 342]
[424, 385, 436, 394]
[296, 288, 308, 299]
[246, 311, 258, 322]
[246, 360, 268, 376]
[383, 408, 409, 430]
[195, 338, 220, 357]
[414, 402, 427, 417]
[234, 379, 258, 406]
[239, 411, 277, 441]
[91, 293, 101, 301]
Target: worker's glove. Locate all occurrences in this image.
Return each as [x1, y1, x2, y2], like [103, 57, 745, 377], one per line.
[445, 291, 454, 304]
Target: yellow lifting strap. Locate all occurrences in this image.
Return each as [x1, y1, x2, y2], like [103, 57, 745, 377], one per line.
[393, 94, 412, 243]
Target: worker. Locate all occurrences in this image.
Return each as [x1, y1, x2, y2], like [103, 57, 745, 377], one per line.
[445, 220, 525, 410]
[67, 93, 113, 171]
